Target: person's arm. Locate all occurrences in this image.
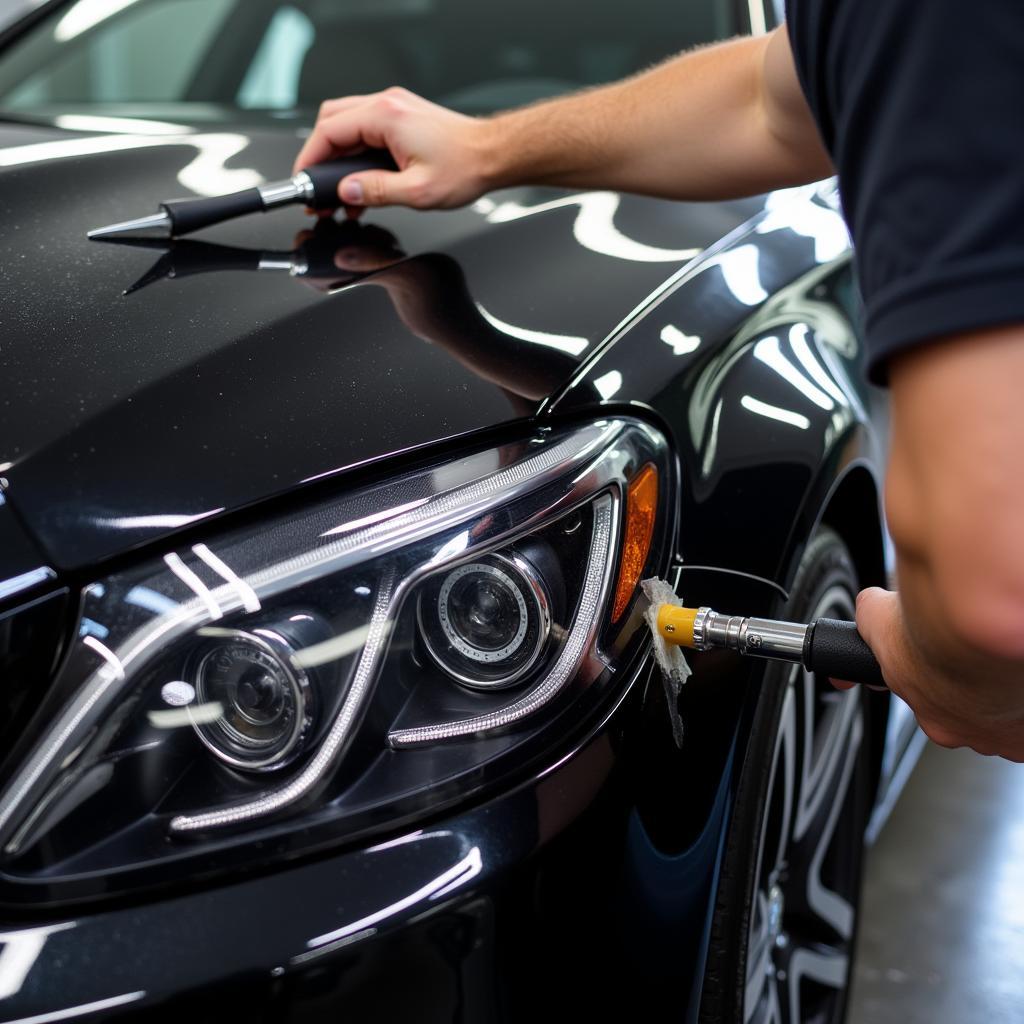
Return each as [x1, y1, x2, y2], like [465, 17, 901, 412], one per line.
[856, 326, 1024, 761]
[293, 28, 832, 211]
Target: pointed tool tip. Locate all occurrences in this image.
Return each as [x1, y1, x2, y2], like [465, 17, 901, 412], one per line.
[87, 211, 172, 240]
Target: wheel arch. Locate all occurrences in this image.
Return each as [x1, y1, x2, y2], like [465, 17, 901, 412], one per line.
[812, 462, 892, 809]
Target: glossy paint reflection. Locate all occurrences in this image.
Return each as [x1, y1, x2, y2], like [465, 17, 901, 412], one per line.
[296, 846, 483, 962]
[554, 185, 876, 589]
[740, 394, 811, 430]
[0, 922, 74, 1000]
[0, 129, 263, 196]
[0, 114, 747, 572]
[661, 324, 702, 355]
[756, 183, 850, 262]
[477, 191, 704, 263]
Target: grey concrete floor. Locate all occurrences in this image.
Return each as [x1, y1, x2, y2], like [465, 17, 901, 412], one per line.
[849, 743, 1024, 1023]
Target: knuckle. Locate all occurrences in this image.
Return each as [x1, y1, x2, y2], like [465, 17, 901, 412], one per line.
[364, 175, 387, 206]
[376, 93, 409, 118]
[404, 171, 436, 209]
[405, 180, 431, 208]
[920, 720, 967, 750]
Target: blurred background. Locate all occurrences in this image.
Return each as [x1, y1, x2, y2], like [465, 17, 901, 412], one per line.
[0, 0, 38, 31]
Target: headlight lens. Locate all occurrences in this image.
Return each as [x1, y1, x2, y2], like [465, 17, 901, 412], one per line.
[0, 418, 672, 902]
[419, 549, 553, 688]
[190, 621, 319, 771]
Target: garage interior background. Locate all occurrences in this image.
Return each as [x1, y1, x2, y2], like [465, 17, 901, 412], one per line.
[0, 0, 1021, 1020]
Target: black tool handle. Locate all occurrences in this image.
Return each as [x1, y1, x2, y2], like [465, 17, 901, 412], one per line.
[159, 150, 398, 236]
[161, 189, 263, 237]
[805, 618, 887, 688]
[303, 149, 400, 207]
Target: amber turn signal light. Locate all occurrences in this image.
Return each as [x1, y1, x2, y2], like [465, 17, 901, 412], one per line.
[612, 463, 658, 622]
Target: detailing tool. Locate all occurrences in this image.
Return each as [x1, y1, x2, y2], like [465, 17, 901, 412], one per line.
[87, 149, 398, 239]
[654, 602, 886, 688]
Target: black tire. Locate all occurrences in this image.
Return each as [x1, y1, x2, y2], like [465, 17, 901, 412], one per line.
[699, 528, 872, 1024]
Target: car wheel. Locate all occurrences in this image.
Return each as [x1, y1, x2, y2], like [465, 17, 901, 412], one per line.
[699, 527, 872, 1024]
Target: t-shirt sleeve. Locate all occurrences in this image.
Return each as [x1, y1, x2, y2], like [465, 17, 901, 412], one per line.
[790, 0, 1024, 384]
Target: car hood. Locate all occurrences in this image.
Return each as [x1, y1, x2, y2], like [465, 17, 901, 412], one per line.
[0, 120, 755, 571]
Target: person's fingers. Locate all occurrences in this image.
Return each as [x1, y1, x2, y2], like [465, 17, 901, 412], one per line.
[853, 586, 918, 698]
[338, 175, 365, 206]
[293, 133, 363, 177]
[829, 677, 887, 693]
[292, 96, 372, 173]
[293, 88, 485, 214]
[917, 718, 969, 751]
[338, 166, 429, 209]
[293, 98, 397, 174]
[854, 587, 901, 674]
[315, 95, 368, 123]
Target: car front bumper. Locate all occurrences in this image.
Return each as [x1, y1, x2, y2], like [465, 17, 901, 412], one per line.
[0, 655, 744, 1024]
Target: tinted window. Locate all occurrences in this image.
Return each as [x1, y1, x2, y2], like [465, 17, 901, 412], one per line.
[0, 0, 749, 119]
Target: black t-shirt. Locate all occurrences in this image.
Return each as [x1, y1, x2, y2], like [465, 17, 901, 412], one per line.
[786, 1, 1024, 383]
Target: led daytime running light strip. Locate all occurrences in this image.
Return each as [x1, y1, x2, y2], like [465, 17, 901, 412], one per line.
[0, 423, 620, 848]
[170, 571, 396, 832]
[388, 495, 616, 747]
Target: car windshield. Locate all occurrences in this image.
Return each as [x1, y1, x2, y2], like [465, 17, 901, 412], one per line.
[0, 0, 767, 123]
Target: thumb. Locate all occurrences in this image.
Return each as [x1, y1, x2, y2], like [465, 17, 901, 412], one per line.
[855, 587, 902, 689]
[855, 587, 897, 647]
[338, 169, 419, 209]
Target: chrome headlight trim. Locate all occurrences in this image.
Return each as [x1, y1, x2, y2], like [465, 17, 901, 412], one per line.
[419, 550, 554, 690]
[388, 493, 616, 748]
[170, 571, 397, 834]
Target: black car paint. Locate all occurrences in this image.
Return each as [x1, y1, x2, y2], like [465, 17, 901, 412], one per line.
[0, 121, 759, 574]
[0, 113, 888, 1021]
[2, 585, 781, 1023]
[552, 184, 883, 588]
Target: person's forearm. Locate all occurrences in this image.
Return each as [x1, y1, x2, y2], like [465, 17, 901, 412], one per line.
[859, 325, 1024, 759]
[292, 30, 832, 219]
[479, 33, 833, 201]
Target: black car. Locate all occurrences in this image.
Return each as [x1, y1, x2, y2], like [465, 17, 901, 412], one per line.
[0, 1, 924, 1021]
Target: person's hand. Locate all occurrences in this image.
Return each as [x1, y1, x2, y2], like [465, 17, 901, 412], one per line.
[293, 88, 494, 216]
[832, 325, 1024, 764]
[852, 586, 1024, 762]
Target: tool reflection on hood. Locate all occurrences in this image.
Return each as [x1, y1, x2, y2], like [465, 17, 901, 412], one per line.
[98, 218, 580, 417]
[98, 219, 405, 296]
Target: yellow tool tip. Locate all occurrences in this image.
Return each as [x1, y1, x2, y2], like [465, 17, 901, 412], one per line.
[657, 605, 699, 648]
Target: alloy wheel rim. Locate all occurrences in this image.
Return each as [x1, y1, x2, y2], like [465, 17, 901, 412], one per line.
[743, 585, 864, 1024]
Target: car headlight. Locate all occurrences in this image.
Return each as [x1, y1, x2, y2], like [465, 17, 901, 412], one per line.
[0, 418, 671, 902]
